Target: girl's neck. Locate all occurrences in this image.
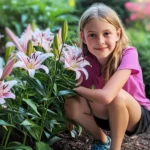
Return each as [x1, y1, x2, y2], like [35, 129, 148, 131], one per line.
[97, 58, 107, 66]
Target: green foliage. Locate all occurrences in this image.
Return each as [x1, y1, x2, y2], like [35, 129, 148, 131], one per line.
[127, 28, 150, 83]
[0, 21, 85, 149]
[0, 0, 78, 37]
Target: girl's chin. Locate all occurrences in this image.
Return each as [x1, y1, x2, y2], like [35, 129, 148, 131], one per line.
[95, 55, 108, 59]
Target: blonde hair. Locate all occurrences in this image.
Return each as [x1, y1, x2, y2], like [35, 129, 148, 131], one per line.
[79, 3, 130, 81]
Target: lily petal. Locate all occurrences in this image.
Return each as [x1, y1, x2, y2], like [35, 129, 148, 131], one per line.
[0, 98, 5, 104]
[76, 75, 83, 86]
[34, 53, 53, 65]
[80, 60, 91, 68]
[36, 65, 49, 74]
[16, 52, 30, 65]
[5, 27, 24, 52]
[0, 69, 2, 79]
[13, 61, 27, 70]
[21, 24, 32, 52]
[28, 69, 35, 78]
[1, 59, 15, 80]
[75, 70, 81, 80]
[79, 68, 89, 80]
[3, 91, 16, 99]
[3, 80, 18, 93]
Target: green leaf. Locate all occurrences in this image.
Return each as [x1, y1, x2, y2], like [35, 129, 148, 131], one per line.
[57, 90, 77, 96]
[25, 126, 41, 141]
[0, 120, 15, 127]
[23, 99, 41, 116]
[49, 120, 60, 131]
[70, 129, 77, 138]
[78, 125, 83, 136]
[36, 141, 52, 150]
[6, 141, 31, 150]
[48, 136, 61, 146]
[50, 126, 67, 135]
[21, 119, 39, 127]
[24, 76, 46, 96]
[6, 145, 33, 150]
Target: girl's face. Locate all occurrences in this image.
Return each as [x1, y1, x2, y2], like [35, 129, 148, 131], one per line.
[80, 18, 121, 65]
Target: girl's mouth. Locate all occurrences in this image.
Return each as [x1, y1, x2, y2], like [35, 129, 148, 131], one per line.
[95, 47, 107, 51]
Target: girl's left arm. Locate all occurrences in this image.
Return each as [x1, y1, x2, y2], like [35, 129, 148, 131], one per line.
[74, 69, 131, 104]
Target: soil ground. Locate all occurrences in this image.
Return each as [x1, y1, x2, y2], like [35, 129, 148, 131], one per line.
[52, 128, 150, 150]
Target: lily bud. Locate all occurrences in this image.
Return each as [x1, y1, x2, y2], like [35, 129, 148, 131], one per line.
[53, 34, 59, 57]
[27, 40, 34, 56]
[5, 46, 15, 62]
[62, 21, 68, 43]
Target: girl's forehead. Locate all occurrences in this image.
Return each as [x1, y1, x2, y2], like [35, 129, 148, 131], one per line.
[83, 18, 115, 31]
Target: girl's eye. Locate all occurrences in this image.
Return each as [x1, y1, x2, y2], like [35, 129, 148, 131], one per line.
[88, 34, 96, 38]
[104, 32, 110, 36]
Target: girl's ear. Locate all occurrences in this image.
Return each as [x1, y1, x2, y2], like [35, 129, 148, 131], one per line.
[80, 31, 87, 44]
[116, 28, 122, 41]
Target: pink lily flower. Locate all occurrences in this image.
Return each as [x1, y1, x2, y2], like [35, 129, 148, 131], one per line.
[5, 24, 32, 53]
[13, 51, 54, 78]
[61, 45, 91, 85]
[0, 58, 15, 81]
[32, 28, 54, 53]
[0, 80, 17, 104]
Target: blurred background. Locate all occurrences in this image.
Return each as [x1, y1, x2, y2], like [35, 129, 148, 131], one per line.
[0, 0, 150, 83]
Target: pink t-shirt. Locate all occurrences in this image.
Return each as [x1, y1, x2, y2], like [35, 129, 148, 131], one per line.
[81, 47, 150, 110]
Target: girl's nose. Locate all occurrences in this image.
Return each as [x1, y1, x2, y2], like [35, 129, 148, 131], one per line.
[97, 36, 105, 45]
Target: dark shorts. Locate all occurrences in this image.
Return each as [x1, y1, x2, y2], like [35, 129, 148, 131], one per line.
[93, 106, 150, 136]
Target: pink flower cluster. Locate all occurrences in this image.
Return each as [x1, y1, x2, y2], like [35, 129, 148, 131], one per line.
[125, 2, 150, 21]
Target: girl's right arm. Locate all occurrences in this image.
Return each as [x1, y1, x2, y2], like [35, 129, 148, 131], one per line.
[74, 69, 131, 104]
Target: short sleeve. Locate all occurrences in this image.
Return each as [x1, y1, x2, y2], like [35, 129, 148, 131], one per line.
[117, 47, 140, 74]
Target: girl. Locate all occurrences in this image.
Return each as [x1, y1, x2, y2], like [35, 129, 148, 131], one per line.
[65, 3, 150, 150]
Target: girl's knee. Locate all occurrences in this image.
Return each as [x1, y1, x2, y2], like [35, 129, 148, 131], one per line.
[108, 90, 127, 107]
[64, 96, 81, 120]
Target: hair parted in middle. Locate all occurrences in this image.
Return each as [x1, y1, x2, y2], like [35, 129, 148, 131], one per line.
[79, 3, 131, 81]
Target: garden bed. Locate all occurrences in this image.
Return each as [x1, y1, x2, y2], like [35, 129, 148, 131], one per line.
[52, 128, 150, 150]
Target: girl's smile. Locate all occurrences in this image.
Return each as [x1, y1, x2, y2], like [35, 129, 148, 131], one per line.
[80, 18, 121, 64]
[95, 47, 108, 51]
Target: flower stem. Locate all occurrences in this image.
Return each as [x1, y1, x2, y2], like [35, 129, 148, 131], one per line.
[3, 113, 13, 149]
[4, 127, 12, 148]
[23, 131, 27, 145]
[1, 129, 7, 147]
[39, 101, 48, 141]
[39, 43, 65, 141]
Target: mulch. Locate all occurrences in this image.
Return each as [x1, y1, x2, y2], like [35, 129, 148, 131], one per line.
[52, 128, 150, 150]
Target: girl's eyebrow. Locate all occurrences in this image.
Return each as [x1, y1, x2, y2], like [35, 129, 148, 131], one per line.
[87, 31, 95, 33]
[87, 29, 111, 33]
[104, 29, 111, 32]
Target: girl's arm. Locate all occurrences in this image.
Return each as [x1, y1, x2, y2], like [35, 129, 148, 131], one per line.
[74, 69, 131, 104]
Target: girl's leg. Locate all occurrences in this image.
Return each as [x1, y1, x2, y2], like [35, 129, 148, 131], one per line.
[64, 96, 108, 142]
[107, 89, 141, 150]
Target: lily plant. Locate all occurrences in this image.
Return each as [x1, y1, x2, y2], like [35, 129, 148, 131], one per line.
[0, 22, 91, 150]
